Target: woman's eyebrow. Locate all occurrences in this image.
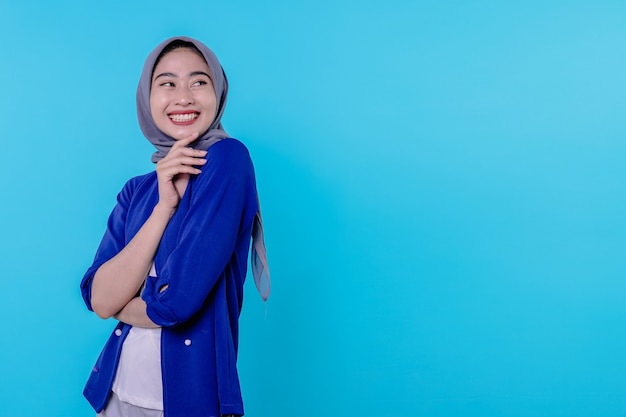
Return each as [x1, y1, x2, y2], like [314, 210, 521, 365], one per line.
[153, 72, 177, 81]
[153, 71, 211, 81]
[190, 71, 211, 78]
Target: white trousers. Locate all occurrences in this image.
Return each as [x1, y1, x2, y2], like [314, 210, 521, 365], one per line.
[97, 392, 163, 417]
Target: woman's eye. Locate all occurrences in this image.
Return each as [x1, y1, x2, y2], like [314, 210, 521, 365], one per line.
[160, 81, 175, 87]
[193, 80, 208, 87]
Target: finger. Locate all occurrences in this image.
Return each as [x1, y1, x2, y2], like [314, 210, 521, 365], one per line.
[167, 146, 207, 159]
[158, 158, 205, 173]
[171, 131, 200, 150]
[162, 165, 203, 177]
[158, 155, 207, 170]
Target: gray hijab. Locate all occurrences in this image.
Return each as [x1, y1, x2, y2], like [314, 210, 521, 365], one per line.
[137, 36, 229, 162]
[136, 36, 270, 301]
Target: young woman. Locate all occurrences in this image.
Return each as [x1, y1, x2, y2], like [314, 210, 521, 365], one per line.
[80, 36, 270, 417]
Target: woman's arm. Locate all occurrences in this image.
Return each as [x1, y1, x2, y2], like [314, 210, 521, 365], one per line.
[90, 132, 206, 319]
[142, 139, 258, 327]
[114, 297, 160, 328]
[90, 205, 175, 318]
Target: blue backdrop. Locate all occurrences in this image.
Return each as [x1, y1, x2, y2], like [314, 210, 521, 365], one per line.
[1, 1, 626, 416]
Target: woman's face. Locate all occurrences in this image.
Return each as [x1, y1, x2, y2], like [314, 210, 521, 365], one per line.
[150, 48, 217, 140]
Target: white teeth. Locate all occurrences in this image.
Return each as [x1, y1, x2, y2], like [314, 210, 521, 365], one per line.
[170, 113, 198, 122]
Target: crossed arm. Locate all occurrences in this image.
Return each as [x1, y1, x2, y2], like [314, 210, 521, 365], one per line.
[90, 133, 206, 328]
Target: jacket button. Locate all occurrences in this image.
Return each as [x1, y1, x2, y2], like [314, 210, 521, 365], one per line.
[184, 339, 192, 346]
[115, 329, 122, 336]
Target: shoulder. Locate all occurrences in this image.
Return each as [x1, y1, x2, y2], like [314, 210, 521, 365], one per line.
[204, 138, 255, 174]
[123, 170, 156, 191]
[208, 138, 252, 161]
[117, 171, 156, 202]
[192, 138, 257, 195]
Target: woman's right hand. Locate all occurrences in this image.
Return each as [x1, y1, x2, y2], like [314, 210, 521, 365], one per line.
[155, 132, 207, 212]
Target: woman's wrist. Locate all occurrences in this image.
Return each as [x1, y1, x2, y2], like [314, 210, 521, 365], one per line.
[152, 202, 177, 220]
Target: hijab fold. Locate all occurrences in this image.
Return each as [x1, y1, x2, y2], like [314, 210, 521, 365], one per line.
[136, 36, 270, 301]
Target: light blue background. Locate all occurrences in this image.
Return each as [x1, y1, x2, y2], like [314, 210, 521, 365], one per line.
[1, 1, 625, 416]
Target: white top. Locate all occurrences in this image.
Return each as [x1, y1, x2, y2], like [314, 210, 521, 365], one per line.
[112, 263, 163, 410]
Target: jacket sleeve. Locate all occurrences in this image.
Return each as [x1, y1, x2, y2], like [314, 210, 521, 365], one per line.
[142, 139, 258, 327]
[80, 177, 140, 311]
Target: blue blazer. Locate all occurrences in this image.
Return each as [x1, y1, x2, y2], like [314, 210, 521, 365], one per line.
[81, 139, 259, 417]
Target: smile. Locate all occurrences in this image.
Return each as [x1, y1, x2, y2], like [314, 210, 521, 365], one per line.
[169, 112, 199, 123]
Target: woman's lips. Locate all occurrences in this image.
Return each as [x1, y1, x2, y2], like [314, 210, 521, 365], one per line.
[169, 112, 199, 125]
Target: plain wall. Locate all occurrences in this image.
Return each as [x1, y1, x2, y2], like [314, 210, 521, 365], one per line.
[1, 1, 626, 416]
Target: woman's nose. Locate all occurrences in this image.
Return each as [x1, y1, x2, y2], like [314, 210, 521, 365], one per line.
[176, 88, 194, 105]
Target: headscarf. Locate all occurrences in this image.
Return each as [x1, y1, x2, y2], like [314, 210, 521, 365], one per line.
[136, 36, 270, 301]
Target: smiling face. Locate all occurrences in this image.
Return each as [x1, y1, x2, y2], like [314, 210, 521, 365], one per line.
[149, 48, 217, 140]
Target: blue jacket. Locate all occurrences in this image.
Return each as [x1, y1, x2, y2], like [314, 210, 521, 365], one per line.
[81, 139, 258, 417]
